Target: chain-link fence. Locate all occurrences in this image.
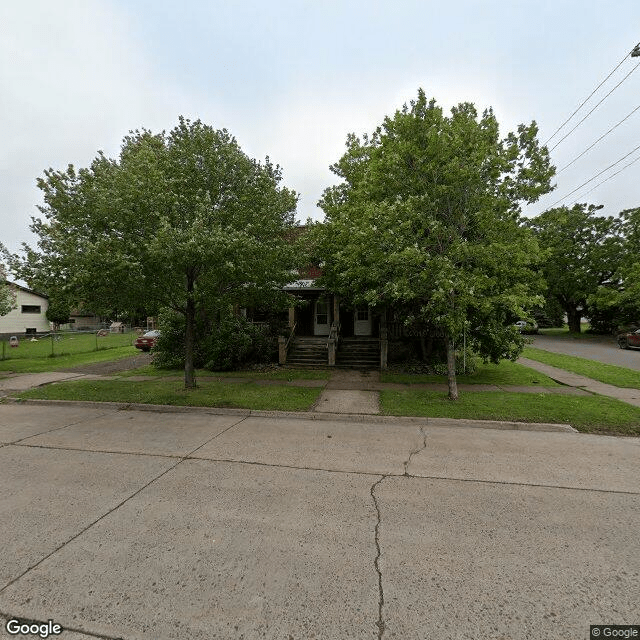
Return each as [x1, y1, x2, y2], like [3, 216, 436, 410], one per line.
[0, 329, 138, 361]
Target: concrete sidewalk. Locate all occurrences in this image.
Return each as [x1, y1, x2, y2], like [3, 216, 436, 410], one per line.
[0, 372, 96, 396]
[0, 403, 638, 639]
[519, 357, 640, 407]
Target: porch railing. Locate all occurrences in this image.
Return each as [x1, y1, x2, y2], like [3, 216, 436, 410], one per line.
[327, 321, 340, 366]
[278, 322, 297, 365]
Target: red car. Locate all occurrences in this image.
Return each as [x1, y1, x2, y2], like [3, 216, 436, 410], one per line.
[134, 330, 160, 352]
[617, 328, 640, 350]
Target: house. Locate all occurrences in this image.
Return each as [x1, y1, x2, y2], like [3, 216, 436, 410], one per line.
[279, 268, 385, 369]
[0, 283, 50, 336]
[278, 265, 446, 369]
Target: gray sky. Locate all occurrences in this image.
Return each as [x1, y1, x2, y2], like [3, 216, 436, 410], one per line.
[2, 0, 639, 257]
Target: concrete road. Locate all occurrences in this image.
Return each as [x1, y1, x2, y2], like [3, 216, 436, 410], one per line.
[0, 403, 639, 640]
[531, 334, 640, 371]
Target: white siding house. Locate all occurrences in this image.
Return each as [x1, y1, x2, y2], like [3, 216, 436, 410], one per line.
[0, 283, 50, 335]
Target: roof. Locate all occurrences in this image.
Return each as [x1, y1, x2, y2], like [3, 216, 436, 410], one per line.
[5, 281, 49, 299]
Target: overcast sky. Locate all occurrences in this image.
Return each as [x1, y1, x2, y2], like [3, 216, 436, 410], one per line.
[2, 0, 639, 257]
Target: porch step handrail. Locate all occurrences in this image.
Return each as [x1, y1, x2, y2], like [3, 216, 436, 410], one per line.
[285, 322, 297, 354]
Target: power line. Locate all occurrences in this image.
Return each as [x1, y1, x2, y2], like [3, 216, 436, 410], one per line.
[557, 102, 640, 173]
[549, 61, 640, 152]
[543, 45, 636, 147]
[571, 152, 640, 204]
[549, 142, 640, 207]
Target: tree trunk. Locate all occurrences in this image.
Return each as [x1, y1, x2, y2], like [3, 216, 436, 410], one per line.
[184, 275, 196, 389]
[566, 307, 582, 333]
[445, 333, 458, 401]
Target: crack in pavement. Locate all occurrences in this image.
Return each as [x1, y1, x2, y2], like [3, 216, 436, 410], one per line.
[370, 428, 427, 639]
[0, 415, 249, 595]
[7, 440, 640, 495]
[370, 475, 387, 640]
[403, 425, 428, 476]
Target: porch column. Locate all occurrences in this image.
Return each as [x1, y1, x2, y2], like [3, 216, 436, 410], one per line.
[333, 296, 340, 327]
[288, 307, 295, 328]
[380, 308, 388, 369]
[278, 336, 287, 365]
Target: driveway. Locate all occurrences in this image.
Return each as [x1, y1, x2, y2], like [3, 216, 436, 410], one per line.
[531, 334, 640, 371]
[0, 403, 638, 639]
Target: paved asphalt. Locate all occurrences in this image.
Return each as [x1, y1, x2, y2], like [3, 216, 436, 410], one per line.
[1, 403, 638, 639]
[531, 334, 640, 371]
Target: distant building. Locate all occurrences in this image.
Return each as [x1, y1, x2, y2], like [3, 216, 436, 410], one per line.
[0, 283, 50, 335]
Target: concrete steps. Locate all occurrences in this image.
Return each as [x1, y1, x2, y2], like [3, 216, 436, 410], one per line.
[287, 337, 328, 367]
[336, 338, 380, 369]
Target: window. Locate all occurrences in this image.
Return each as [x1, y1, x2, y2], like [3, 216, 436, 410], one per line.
[316, 300, 328, 325]
[357, 307, 369, 321]
[21, 305, 41, 314]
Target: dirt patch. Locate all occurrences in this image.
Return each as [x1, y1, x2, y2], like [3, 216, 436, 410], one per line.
[61, 353, 153, 375]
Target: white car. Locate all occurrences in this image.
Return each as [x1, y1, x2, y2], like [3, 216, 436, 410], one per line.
[514, 320, 538, 334]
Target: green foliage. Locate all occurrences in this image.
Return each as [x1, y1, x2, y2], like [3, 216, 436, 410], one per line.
[526, 204, 623, 333]
[0, 264, 16, 317]
[315, 89, 554, 395]
[201, 317, 278, 371]
[587, 206, 640, 332]
[45, 297, 71, 326]
[153, 310, 282, 372]
[8, 117, 299, 387]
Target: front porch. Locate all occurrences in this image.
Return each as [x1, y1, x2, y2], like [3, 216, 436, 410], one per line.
[279, 286, 388, 368]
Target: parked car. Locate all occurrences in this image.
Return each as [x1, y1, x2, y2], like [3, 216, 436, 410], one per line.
[514, 320, 539, 334]
[134, 330, 160, 352]
[617, 328, 640, 350]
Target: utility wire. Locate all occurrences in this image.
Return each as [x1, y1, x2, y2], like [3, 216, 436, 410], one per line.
[571, 152, 640, 204]
[543, 46, 635, 147]
[549, 61, 640, 151]
[557, 102, 640, 173]
[549, 142, 640, 207]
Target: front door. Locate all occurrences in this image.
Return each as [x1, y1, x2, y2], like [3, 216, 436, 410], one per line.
[314, 298, 330, 336]
[354, 306, 372, 336]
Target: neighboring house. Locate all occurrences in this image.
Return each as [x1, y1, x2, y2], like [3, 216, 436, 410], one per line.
[0, 283, 50, 335]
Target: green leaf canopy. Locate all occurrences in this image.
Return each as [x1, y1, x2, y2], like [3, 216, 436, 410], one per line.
[12, 117, 298, 386]
[316, 90, 554, 396]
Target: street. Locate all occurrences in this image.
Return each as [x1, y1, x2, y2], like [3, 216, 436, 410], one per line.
[1, 402, 638, 639]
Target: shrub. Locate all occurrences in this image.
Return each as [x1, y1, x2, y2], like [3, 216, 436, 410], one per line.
[153, 311, 281, 371]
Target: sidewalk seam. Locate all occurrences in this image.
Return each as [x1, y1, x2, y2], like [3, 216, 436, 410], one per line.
[0, 415, 249, 596]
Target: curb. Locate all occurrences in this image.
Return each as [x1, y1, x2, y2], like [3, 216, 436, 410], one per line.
[2, 397, 577, 433]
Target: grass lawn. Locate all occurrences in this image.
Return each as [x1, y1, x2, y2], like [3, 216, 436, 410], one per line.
[523, 347, 640, 389]
[14, 378, 321, 412]
[381, 360, 560, 387]
[381, 389, 640, 435]
[117, 365, 331, 380]
[538, 322, 591, 337]
[0, 346, 137, 373]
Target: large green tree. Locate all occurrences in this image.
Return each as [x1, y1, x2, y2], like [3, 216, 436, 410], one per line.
[526, 204, 623, 333]
[10, 118, 298, 387]
[316, 90, 554, 399]
[587, 206, 640, 331]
